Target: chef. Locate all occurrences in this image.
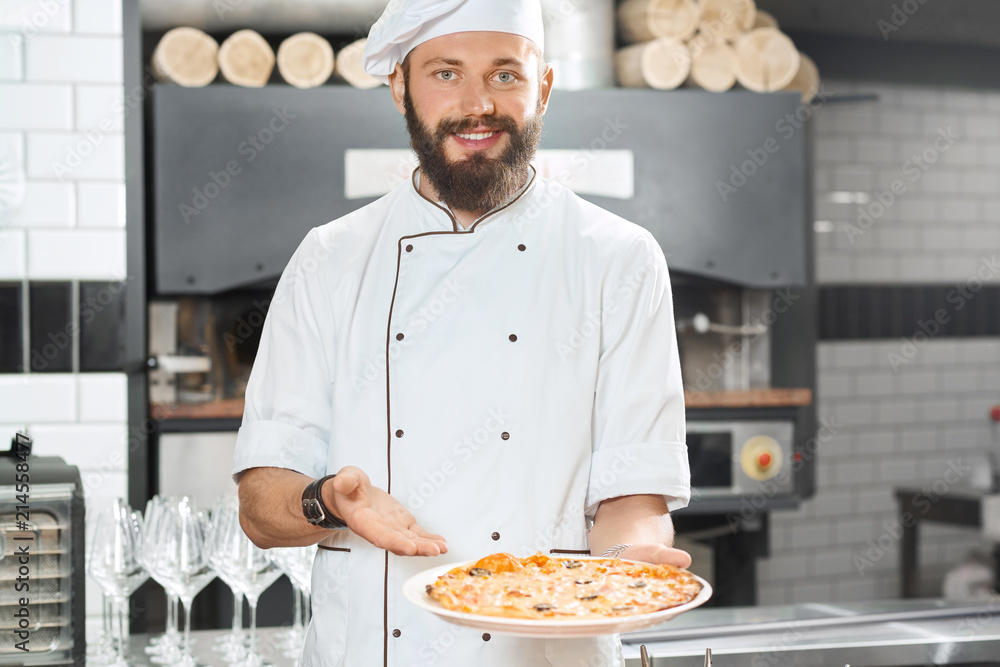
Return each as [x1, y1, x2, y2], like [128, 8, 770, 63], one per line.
[232, 0, 691, 665]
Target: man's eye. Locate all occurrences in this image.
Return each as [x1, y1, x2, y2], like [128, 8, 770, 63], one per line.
[438, 71, 454, 80]
[497, 72, 515, 83]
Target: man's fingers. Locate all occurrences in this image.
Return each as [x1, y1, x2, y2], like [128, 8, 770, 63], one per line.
[410, 525, 449, 546]
[355, 517, 419, 556]
[622, 544, 693, 569]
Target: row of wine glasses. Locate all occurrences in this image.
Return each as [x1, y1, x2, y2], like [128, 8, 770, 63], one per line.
[85, 496, 318, 667]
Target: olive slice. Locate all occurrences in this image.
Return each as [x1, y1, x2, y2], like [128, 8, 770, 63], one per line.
[534, 603, 554, 612]
[629, 580, 647, 588]
[469, 567, 491, 577]
[577, 594, 599, 601]
[574, 579, 594, 585]
[563, 560, 582, 569]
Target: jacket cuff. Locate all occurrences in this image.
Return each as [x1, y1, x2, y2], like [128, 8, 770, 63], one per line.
[585, 440, 691, 519]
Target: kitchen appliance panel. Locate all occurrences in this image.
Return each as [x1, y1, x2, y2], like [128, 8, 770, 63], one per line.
[686, 420, 794, 499]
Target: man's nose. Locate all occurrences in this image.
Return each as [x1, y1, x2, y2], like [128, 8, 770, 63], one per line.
[459, 79, 495, 117]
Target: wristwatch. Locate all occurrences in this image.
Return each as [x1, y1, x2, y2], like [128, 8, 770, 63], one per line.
[301, 474, 348, 530]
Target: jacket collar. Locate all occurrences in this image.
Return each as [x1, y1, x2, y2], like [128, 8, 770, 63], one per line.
[408, 165, 537, 233]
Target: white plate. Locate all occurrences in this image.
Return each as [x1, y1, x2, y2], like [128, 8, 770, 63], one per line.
[401, 558, 713, 638]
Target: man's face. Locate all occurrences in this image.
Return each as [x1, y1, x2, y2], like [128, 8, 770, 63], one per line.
[390, 31, 553, 213]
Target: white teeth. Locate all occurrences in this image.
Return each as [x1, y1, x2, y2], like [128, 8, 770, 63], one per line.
[457, 131, 497, 141]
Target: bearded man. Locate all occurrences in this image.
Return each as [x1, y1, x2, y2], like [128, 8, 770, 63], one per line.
[232, 0, 691, 665]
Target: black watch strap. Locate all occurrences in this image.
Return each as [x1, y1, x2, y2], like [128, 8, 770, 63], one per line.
[301, 474, 348, 530]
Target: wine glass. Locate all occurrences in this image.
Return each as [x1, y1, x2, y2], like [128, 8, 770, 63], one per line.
[212, 500, 282, 667]
[87, 499, 150, 667]
[141, 496, 185, 664]
[84, 506, 116, 665]
[271, 546, 316, 656]
[207, 497, 248, 662]
[146, 497, 216, 667]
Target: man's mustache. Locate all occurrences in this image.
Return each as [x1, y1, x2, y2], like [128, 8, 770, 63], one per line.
[435, 115, 518, 138]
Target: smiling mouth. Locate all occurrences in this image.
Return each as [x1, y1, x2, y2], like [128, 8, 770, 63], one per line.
[455, 131, 499, 141]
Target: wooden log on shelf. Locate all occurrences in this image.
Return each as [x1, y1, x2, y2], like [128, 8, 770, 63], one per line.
[697, 0, 756, 43]
[752, 9, 779, 29]
[617, 0, 700, 44]
[334, 38, 383, 89]
[735, 27, 800, 92]
[615, 38, 691, 90]
[782, 51, 820, 103]
[686, 41, 738, 92]
[276, 32, 334, 88]
[151, 27, 219, 87]
[218, 29, 275, 88]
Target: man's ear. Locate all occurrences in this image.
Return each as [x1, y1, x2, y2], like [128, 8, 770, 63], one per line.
[538, 63, 554, 115]
[388, 63, 407, 115]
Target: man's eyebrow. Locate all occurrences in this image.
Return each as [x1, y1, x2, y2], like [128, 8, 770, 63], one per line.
[492, 57, 527, 69]
[419, 56, 528, 70]
[421, 57, 463, 69]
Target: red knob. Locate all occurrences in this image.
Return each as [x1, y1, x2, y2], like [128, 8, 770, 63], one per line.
[758, 452, 772, 468]
[991, 405, 1000, 422]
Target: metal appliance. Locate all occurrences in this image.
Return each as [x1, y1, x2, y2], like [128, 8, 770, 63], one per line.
[686, 420, 794, 499]
[0, 434, 85, 666]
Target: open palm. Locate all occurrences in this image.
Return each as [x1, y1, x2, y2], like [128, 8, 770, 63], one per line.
[326, 466, 448, 557]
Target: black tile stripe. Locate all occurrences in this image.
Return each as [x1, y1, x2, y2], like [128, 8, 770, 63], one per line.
[29, 282, 73, 373]
[79, 281, 126, 372]
[819, 285, 1000, 340]
[0, 283, 22, 373]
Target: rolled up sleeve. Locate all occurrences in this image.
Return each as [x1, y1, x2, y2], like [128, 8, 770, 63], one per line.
[586, 232, 690, 518]
[232, 228, 334, 484]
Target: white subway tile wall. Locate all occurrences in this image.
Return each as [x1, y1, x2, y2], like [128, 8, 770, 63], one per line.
[26, 132, 125, 180]
[0, 0, 128, 643]
[814, 81, 1000, 285]
[0, 228, 27, 278]
[75, 84, 125, 131]
[25, 35, 122, 83]
[0, 34, 25, 80]
[0, 0, 73, 33]
[27, 228, 126, 278]
[76, 181, 125, 227]
[7, 180, 75, 226]
[0, 82, 73, 129]
[757, 338, 1000, 603]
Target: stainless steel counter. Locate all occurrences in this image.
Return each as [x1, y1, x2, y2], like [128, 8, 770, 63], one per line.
[621, 599, 1000, 666]
[112, 600, 1000, 667]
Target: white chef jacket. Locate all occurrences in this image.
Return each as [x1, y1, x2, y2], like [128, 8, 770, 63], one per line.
[232, 168, 690, 667]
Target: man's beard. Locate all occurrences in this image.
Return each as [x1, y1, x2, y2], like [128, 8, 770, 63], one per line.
[404, 87, 543, 214]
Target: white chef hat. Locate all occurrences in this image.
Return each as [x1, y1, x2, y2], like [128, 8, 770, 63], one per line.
[363, 0, 545, 85]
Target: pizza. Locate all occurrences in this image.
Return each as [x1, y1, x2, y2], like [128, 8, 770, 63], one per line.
[425, 552, 703, 620]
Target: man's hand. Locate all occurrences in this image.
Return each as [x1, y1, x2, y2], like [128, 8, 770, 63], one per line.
[326, 466, 448, 557]
[616, 543, 692, 569]
[590, 494, 693, 568]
